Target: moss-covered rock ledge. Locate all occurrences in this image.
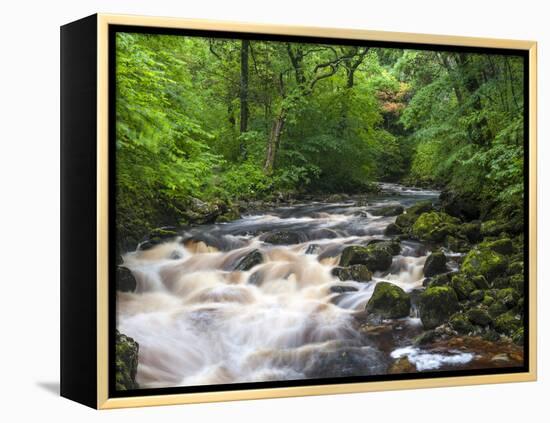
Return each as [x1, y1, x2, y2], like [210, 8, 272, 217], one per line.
[115, 330, 139, 391]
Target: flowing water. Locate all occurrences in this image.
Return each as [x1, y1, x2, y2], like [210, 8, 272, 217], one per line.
[117, 183, 513, 389]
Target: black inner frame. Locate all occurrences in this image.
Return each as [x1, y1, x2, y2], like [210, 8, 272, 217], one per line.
[108, 24, 530, 399]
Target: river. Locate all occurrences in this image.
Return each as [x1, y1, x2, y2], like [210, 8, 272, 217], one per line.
[117, 183, 518, 389]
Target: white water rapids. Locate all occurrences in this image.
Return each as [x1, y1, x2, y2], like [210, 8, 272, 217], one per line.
[117, 183, 472, 388]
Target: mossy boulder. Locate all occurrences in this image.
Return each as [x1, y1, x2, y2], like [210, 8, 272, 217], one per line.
[424, 272, 452, 288]
[369, 240, 401, 256]
[339, 244, 393, 271]
[412, 212, 460, 243]
[469, 289, 485, 302]
[494, 311, 522, 335]
[461, 248, 508, 282]
[480, 238, 514, 256]
[115, 331, 139, 391]
[488, 300, 508, 318]
[482, 294, 495, 307]
[449, 313, 475, 334]
[331, 265, 372, 282]
[496, 288, 519, 309]
[366, 282, 411, 319]
[480, 220, 509, 237]
[472, 275, 490, 290]
[466, 308, 492, 326]
[216, 207, 241, 223]
[395, 213, 418, 230]
[234, 249, 263, 271]
[406, 200, 434, 216]
[451, 274, 476, 301]
[423, 251, 448, 277]
[509, 274, 525, 292]
[183, 198, 225, 224]
[419, 286, 459, 329]
[371, 205, 404, 217]
[384, 223, 403, 236]
[508, 260, 524, 275]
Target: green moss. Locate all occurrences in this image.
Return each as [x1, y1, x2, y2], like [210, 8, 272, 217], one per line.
[365, 282, 411, 319]
[339, 244, 392, 271]
[480, 238, 514, 255]
[458, 222, 482, 243]
[332, 264, 372, 282]
[494, 311, 522, 335]
[512, 328, 524, 345]
[469, 289, 485, 302]
[472, 275, 490, 290]
[496, 288, 519, 308]
[445, 236, 470, 253]
[423, 251, 448, 277]
[406, 200, 433, 216]
[508, 260, 524, 275]
[510, 274, 525, 292]
[480, 220, 508, 237]
[115, 331, 139, 391]
[482, 294, 495, 307]
[451, 274, 476, 301]
[466, 308, 492, 326]
[449, 313, 474, 334]
[412, 212, 460, 243]
[395, 213, 418, 229]
[461, 247, 508, 282]
[488, 300, 508, 318]
[420, 286, 459, 329]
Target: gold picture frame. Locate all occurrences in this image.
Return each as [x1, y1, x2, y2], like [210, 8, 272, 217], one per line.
[61, 13, 537, 409]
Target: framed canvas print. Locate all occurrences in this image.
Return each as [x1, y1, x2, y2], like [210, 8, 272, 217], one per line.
[60, 14, 537, 409]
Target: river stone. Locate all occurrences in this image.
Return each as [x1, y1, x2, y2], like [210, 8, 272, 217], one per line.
[115, 330, 139, 391]
[395, 213, 418, 230]
[366, 282, 411, 319]
[262, 231, 304, 245]
[384, 223, 402, 236]
[371, 205, 404, 217]
[339, 245, 393, 271]
[496, 288, 519, 309]
[234, 249, 263, 271]
[459, 221, 482, 243]
[412, 212, 460, 243]
[466, 308, 492, 326]
[329, 285, 359, 294]
[331, 265, 372, 282]
[423, 251, 448, 277]
[419, 286, 459, 329]
[117, 267, 137, 292]
[183, 197, 224, 224]
[461, 247, 508, 282]
[406, 200, 433, 216]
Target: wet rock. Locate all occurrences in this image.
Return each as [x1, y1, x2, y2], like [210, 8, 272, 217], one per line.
[423, 251, 448, 277]
[234, 249, 263, 271]
[451, 274, 476, 301]
[329, 285, 359, 294]
[366, 282, 411, 319]
[262, 231, 305, 245]
[331, 265, 373, 282]
[115, 330, 139, 390]
[148, 226, 179, 241]
[304, 345, 388, 378]
[395, 213, 418, 230]
[480, 220, 511, 237]
[384, 223, 402, 236]
[424, 273, 451, 288]
[494, 311, 522, 335]
[509, 274, 524, 292]
[449, 313, 475, 334]
[311, 228, 339, 240]
[339, 245, 393, 272]
[419, 286, 459, 329]
[508, 260, 524, 275]
[466, 308, 492, 326]
[412, 212, 460, 243]
[461, 247, 508, 282]
[305, 244, 321, 255]
[371, 240, 401, 256]
[117, 267, 136, 292]
[216, 207, 241, 223]
[371, 205, 404, 217]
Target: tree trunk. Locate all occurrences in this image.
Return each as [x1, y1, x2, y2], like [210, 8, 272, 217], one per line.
[263, 111, 285, 174]
[239, 39, 250, 157]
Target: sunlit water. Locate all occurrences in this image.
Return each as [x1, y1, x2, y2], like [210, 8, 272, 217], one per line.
[117, 183, 478, 388]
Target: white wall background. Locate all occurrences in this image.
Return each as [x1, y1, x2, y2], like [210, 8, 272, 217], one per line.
[0, 0, 546, 420]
